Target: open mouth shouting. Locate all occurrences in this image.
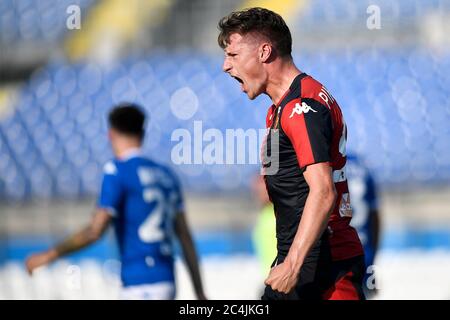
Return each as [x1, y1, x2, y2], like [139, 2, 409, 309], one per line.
[231, 75, 245, 92]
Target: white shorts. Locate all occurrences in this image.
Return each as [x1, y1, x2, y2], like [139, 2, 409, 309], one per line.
[120, 282, 176, 300]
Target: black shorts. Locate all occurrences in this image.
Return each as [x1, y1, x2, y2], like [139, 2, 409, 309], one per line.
[261, 252, 366, 300]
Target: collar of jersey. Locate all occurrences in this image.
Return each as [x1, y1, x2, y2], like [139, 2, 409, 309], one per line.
[273, 72, 305, 109]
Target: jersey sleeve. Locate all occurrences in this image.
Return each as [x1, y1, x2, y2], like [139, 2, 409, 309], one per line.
[98, 161, 124, 217]
[280, 98, 333, 169]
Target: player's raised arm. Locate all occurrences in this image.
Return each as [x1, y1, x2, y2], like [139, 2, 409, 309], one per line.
[174, 213, 207, 300]
[25, 208, 112, 275]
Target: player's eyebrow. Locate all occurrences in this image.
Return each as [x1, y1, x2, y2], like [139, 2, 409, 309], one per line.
[225, 50, 237, 56]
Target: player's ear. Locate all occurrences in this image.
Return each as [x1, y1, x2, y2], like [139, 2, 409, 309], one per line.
[259, 43, 272, 63]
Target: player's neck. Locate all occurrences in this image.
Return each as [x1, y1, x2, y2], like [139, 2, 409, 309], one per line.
[265, 59, 302, 105]
[116, 144, 142, 160]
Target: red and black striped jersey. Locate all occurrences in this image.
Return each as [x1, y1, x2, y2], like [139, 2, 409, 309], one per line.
[262, 73, 363, 261]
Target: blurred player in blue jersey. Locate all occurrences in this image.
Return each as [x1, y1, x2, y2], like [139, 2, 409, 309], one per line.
[25, 103, 206, 300]
[346, 153, 381, 299]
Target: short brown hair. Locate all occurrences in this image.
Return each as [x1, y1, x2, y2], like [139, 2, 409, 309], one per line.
[217, 7, 292, 57]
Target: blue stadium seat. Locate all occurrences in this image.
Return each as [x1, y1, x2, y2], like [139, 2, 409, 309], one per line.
[294, 0, 448, 28]
[0, 0, 95, 43]
[1, 47, 449, 199]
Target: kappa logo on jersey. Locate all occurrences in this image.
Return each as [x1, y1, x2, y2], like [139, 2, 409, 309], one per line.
[289, 102, 317, 118]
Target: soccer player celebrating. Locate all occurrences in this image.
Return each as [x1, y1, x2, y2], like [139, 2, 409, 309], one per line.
[218, 8, 365, 300]
[25, 104, 206, 300]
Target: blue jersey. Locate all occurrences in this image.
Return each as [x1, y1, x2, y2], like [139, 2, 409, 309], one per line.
[347, 154, 379, 268]
[98, 152, 184, 287]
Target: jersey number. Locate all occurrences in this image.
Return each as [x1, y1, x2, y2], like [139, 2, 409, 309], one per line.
[138, 187, 165, 243]
[137, 168, 178, 244]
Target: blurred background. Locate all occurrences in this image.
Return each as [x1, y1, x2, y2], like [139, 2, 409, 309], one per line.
[1, 0, 450, 299]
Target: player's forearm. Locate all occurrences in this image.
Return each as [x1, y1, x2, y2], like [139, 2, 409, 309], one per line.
[180, 234, 204, 295]
[175, 214, 205, 296]
[371, 209, 381, 255]
[285, 187, 336, 273]
[51, 225, 100, 259]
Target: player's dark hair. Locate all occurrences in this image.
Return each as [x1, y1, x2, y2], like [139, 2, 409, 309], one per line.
[218, 7, 292, 58]
[108, 103, 146, 141]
